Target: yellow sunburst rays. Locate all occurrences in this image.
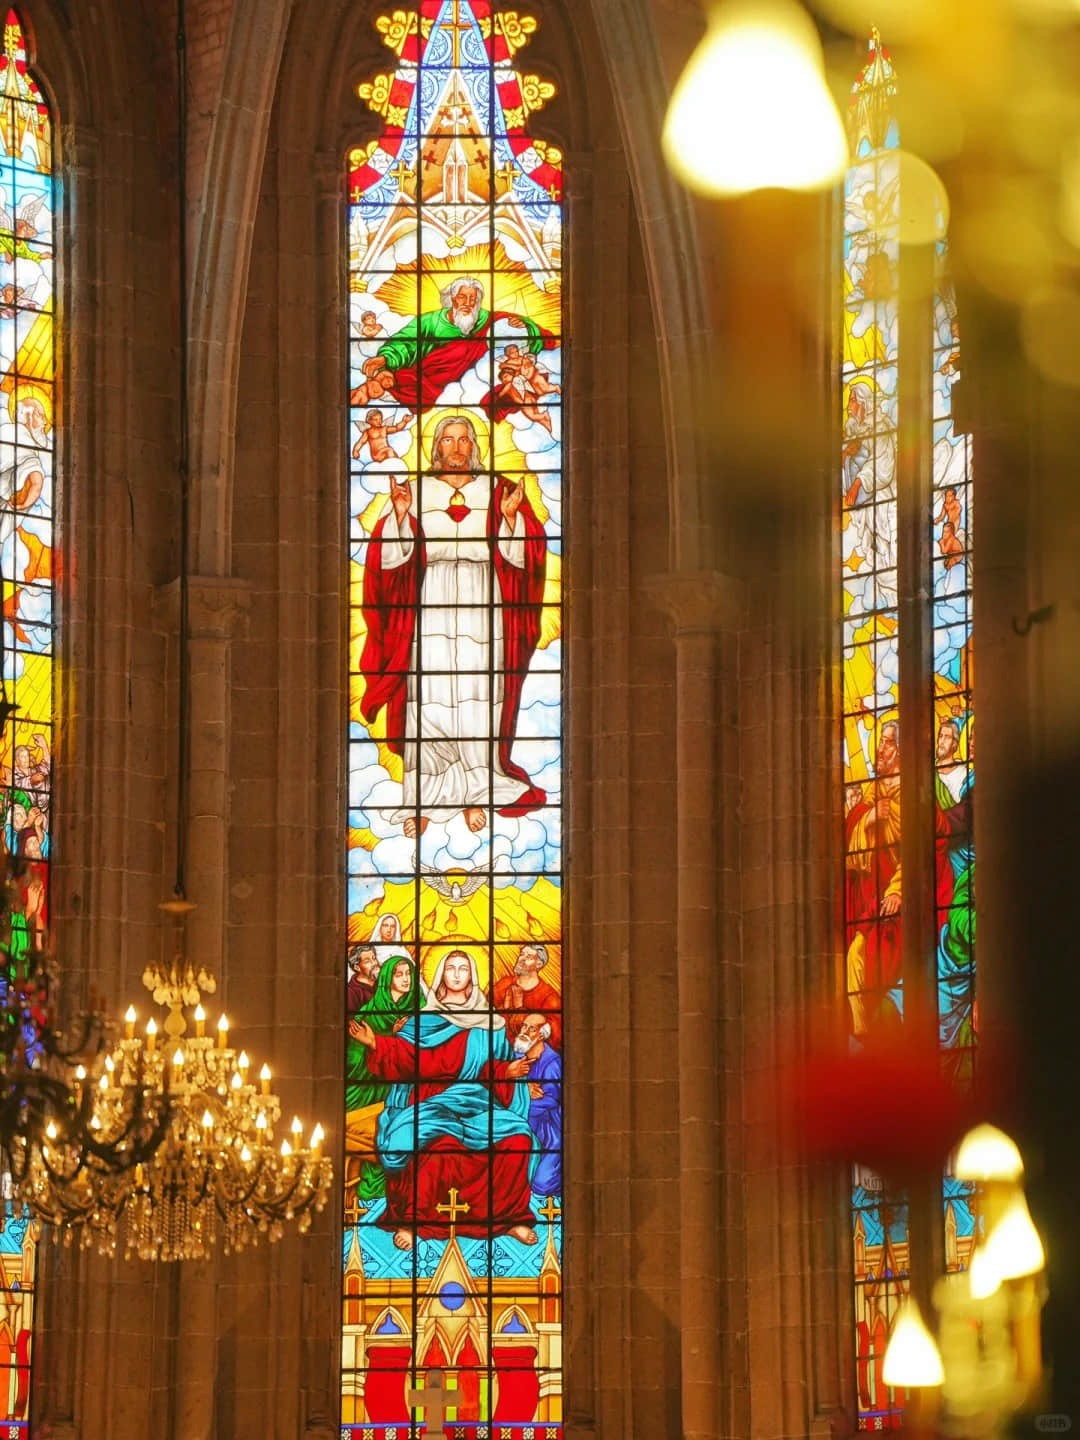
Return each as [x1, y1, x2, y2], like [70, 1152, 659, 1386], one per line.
[363, 242, 561, 336]
[347, 873, 563, 999]
[842, 266, 887, 373]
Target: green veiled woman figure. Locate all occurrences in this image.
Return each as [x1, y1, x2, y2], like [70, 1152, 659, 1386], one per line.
[345, 954, 419, 1202]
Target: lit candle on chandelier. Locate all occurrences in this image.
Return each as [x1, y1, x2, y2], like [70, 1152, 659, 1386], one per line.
[260, 1062, 271, 1095]
[124, 1005, 137, 1040]
[217, 1014, 229, 1049]
[194, 1003, 206, 1038]
[238, 1050, 250, 1077]
[145, 1017, 157, 1053]
[310, 1123, 324, 1153]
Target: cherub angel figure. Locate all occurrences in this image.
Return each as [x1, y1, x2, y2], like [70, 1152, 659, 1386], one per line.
[353, 408, 412, 463]
[0, 193, 47, 265]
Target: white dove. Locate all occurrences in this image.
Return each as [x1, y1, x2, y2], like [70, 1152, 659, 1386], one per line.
[418, 861, 486, 905]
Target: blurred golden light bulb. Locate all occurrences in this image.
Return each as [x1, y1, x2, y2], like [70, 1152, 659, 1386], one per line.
[984, 1192, 1045, 1281]
[663, 0, 848, 195]
[291, 1115, 303, 1135]
[881, 1298, 944, 1387]
[968, 1242, 1002, 1300]
[124, 1005, 137, 1023]
[895, 150, 949, 245]
[280, 1139, 292, 1158]
[954, 1122, 1025, 1182]
[201, 1110, 214, 1129]
[955, 1122, 1025, 1182]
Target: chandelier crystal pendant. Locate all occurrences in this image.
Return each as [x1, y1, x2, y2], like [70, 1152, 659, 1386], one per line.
[27, 910, 332, 1261]
[1, 872, 170, 1231]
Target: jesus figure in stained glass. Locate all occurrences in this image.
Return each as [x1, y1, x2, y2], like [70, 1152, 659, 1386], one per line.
[359, 413, 547, 837]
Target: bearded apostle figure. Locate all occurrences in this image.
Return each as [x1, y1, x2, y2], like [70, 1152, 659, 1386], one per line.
[351, 950, 539, 1249]
[355, 275, 555, 411]
[359, 413, 547, 837]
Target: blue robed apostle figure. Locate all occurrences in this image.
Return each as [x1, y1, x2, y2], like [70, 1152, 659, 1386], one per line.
[351, 949, 540, 1249]
[513, 1012, 562, 1196]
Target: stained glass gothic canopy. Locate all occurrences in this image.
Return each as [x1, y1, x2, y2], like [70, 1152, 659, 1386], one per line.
[343, 4, 564, 1435]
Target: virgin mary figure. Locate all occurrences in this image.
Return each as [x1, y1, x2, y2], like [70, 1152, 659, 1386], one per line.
[352, 949, 539, 1248]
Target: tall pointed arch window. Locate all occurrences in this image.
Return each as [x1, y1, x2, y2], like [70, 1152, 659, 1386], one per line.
[841, 33, 976, 1429]
[343, 5, 564, 1436]
[0, 8, 56, 1433]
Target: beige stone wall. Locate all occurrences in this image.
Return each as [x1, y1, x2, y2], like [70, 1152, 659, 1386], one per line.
[27, 0, 858, 1436]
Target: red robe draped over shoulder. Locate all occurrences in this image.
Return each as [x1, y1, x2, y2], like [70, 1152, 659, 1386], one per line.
[383, 311, 556, 411]
[359, 479, 547, 816]
[366, 1029, 536, 1238]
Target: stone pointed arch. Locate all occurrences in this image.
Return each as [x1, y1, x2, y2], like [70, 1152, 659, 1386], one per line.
[186, 0, 294, 574]
[582, 0, 712, 568]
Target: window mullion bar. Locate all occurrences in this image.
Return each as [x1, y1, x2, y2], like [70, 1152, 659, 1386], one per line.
[896, 234, 943, 1312]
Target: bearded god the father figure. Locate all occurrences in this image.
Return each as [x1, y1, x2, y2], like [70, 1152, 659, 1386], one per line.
[359, 414, 547, 838]
[358, 274, 555, 410]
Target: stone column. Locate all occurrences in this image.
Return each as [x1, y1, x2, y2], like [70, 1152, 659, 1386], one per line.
[646, 569, 744, 1440]
[161, 572, 251, 1440]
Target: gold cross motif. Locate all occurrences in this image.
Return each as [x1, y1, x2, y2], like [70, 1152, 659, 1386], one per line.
[389, 160, 415, 191]
[537, 1196, 561, 1226]
[350, 184, 364, 203]
[547, 182, 561, 203]
[496, 160, 520, 193]
[435, 1186, 470, 1238]
[438, 0, 470, 68]
[344, 1185, 370, 1227]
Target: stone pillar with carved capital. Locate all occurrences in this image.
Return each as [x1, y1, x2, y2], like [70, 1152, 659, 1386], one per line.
[645, 569, 744, 1440]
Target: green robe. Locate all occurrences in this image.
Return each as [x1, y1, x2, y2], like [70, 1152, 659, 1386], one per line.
[376, 306, 546, 371]
[346, 956, 420, 1111]
[346, 956, 419, 1200]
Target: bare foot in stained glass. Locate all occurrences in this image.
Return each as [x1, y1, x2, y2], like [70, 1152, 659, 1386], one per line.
[403, 816, 429, 838]
[393, 1228, 415, 1250]
[464, 807, 486, 833]
[508, 1225, 538, 1245]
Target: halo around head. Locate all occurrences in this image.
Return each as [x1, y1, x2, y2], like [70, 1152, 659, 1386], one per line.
[421, 408, 492, 472]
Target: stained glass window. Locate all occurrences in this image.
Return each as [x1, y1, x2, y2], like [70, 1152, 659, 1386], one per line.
[0, 8, 54, 1432]
[343, 5, 563, 1436]
[841, 32, 975, 1429]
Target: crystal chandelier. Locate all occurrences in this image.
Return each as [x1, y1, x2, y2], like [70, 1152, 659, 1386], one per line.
[1, 859, 169, 1226]
[26, 909, 332, 1260]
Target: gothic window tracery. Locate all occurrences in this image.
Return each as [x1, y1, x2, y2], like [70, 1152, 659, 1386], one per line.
[841, 33, 976, 1428]
[343, 5, 563, 1435]
[0, 8, 55, 1432]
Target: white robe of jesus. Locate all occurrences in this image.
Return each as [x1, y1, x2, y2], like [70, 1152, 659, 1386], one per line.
[378, 473, 531, 823]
